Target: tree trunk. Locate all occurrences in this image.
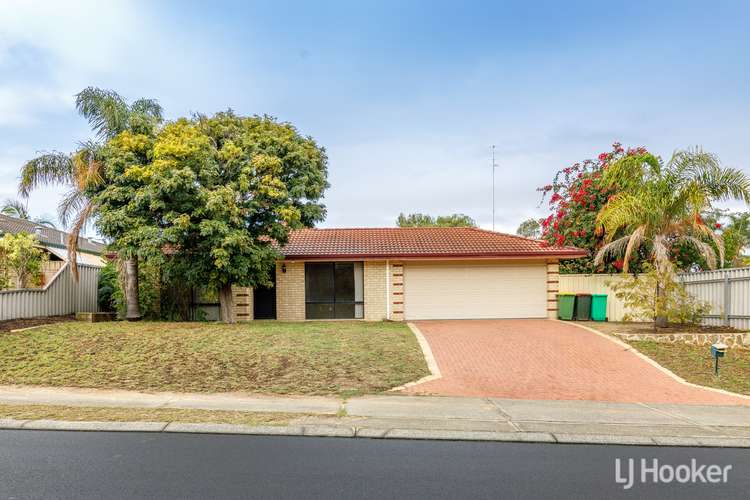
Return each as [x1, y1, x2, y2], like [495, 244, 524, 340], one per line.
[219, 283, 235, 323]
[124, 258, 141, 321]
[654, 281, 667, 328]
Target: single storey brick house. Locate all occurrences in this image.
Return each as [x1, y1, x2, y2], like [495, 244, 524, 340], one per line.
[230, 227, 585, 322]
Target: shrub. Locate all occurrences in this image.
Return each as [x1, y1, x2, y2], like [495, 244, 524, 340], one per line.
[97, 261, 119, 312]
[97, 258, 161, 319]
[0, 232, 48, 289]
[609, 266, 711, 325]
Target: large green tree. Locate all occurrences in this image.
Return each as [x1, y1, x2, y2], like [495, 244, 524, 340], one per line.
[673, 209, 750, 269]
[516, 218, 541, 239]
[396, 213, 477, 227]
[594, 148, 750, 327]
[19, 87, 163, 320]
[94, 111, 329, 322]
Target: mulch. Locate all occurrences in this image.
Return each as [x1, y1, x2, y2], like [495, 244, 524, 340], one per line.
[0, 315, 76, 333]
[580, 321, 745, 336]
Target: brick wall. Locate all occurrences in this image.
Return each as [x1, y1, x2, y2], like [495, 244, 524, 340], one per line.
[276, 261, 305, 321]
[546, 260, 560, 319]
[390, 261, 404, 321]
[363, 260, 387, 320]
[231, 286, 253, 322]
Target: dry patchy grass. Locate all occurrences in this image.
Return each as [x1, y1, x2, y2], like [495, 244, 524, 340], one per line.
[0, 404, 301, 425]
[0, 321, 428, 397]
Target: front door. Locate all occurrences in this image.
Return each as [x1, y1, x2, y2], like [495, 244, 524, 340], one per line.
[253, 276, 276, 319]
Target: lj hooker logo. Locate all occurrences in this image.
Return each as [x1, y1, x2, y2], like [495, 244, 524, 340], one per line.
[615, 458, 732, 490]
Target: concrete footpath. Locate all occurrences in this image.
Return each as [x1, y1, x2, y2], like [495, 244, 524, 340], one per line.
[1, 386, 749, 447]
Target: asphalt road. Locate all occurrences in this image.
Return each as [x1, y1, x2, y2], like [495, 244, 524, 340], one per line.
[0, 430, 748, 499]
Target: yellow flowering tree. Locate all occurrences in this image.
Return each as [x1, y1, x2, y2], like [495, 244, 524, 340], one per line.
[94, 112, 328, 322]
[0, 233, 48, 289]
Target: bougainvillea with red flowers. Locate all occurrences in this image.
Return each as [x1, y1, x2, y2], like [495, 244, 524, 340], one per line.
[538, 142, 649, 274]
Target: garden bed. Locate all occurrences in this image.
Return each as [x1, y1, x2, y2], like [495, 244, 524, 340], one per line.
[581, 321, 744, 335]
[579, 321, 749, 348]
[0, 315, 75, 333]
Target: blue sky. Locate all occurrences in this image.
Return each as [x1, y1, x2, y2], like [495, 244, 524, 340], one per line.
[1, 0, 749, 233]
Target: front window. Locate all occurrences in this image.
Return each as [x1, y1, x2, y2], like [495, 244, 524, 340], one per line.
[305, 262, 364, 319]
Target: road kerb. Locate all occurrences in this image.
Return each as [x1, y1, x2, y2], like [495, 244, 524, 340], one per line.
[553, 433, 656, 446]
[302, 425, 355, 438]
[0, 418, 28, 429]
[2, 418, 750, 447]
[163, 423, 304, 435]
[383, 429, 557, 443]
[21, 419, 167, 432]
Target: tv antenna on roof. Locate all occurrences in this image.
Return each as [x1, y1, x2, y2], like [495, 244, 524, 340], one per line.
[491, 145, 498, 231]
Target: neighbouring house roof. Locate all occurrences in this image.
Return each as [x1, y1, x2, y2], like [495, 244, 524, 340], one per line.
[44, 246, 106, 267]
[280, 227, 587, 260]
[0, 214, 106, 257]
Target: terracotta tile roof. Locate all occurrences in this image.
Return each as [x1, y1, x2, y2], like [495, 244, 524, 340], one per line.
[281, 227, 586, 260]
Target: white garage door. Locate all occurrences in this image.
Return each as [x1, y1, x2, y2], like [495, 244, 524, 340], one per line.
[404, 262, 547, 320]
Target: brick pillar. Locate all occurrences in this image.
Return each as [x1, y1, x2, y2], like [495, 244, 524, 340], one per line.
[231, 286, 253, 322]
[364, 261, 387, 320]
[546, 260, 560, 319]
[390, 261, 404, 321]
[276, 261, 305, 321]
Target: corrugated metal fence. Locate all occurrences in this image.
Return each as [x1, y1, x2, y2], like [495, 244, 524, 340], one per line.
[680, 267, 750, 330]
[0, 263, 100, 321]
[560, 268, 750, 329]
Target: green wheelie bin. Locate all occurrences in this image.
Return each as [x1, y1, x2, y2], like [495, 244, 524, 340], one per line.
[557, 293, 576, 320]
[574, 293, 592, 321]
[591, 294, 607, 322]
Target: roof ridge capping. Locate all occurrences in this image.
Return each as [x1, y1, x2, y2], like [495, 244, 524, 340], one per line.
[283, 226, 587, 258]
[296, 226, 579, 248]
[300, 226, 540, 237]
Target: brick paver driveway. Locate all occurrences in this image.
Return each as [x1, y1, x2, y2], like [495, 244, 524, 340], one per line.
[403, 319, 750, 405]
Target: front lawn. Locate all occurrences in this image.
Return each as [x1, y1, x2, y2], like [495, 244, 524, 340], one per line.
[0, 321, 428, 397]
[628, 341, 750, 396]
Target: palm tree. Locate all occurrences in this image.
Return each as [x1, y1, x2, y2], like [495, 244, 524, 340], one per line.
[594, 148, 750, 327]
[1, 199, 57, 228]
[19, 87, 163, 320]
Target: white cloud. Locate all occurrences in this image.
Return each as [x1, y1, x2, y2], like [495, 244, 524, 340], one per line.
[0, 0, 139, 73]
[0, 85, 71, 126]
[0, 0, 148, 225]
[0, 0, 142, 127]
[0, 146, 62, 221]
